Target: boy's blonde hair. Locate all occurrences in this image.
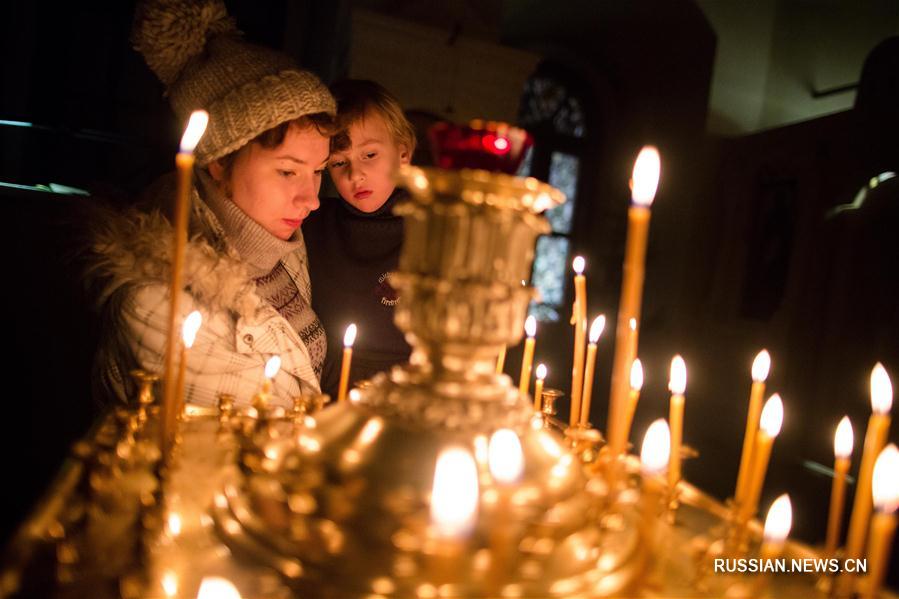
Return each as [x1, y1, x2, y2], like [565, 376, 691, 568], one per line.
[330, 79, 417, 156]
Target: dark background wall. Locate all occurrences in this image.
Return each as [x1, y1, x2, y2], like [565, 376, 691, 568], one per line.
[1, 0, 897, 575]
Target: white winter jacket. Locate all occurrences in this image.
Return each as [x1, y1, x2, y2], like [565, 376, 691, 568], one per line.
[86, 179, 321, 407]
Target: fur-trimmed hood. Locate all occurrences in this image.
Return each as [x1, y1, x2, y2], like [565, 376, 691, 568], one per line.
[82, 172, 320, 405]
[84, 178, 262, 321]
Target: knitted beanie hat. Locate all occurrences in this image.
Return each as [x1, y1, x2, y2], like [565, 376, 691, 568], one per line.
[132, 0, 336, 166]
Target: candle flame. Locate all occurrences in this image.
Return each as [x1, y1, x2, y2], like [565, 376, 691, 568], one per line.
[358, 417, 384, 446]
[752, 350, 771, 383]
[589, 315, 605, 343]
[631, 145, 661, 206]
[536, 363, 547, 380]
[873, 444, 899, 513]
[572, 255, 585, 275]
[533, 192, 553, 213]
[630, 359, 644, 391]
[473, 435, 489, 466]
[431, 447, 479, 537]
[669, 355, 687, 395]
[488, 429, 525, 484]
[763, 494, 792, 543]
[343, 323, 358, 347]
[871, 362, 893, 415]
[640, 418, 670, 475]
[264, 356, 281, 379]
[179, 110, 209, 154]
[166, 511, 182, 537]
[161, 570, 178, 597]
[197, 576, 242, 599]
[525, 315, 537, 338]
[760, 394, 784, 437]
[181, 310, 202, 349]
[834, 416, 854, 459]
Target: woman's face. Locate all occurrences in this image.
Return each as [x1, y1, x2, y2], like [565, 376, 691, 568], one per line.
[328, 112, 410, 213]
[211, 124, 330, 240]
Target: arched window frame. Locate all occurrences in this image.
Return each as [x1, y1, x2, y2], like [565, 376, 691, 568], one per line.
[517, 62, 590, 322]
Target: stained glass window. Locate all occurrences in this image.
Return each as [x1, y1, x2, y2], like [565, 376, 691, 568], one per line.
[519, 77, 586, 139]
[546, 152, 578, 234]
[518, 70, 586, 322]
[516, 145, 534, 178]
[530, 236, 571, 322]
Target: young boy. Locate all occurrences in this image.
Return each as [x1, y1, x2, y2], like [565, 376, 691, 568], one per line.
[303, 80, 416, 397]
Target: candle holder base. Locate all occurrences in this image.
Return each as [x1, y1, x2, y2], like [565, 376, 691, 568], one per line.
[565, 425, 605, 465]
[666, 481, 683, 524]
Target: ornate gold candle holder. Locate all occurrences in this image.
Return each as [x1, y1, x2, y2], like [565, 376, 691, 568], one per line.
[209, 157, 658, 596]
[3, 126, 887, 599]
[130, 369, 158, 429]
[538, 387, 567, 433]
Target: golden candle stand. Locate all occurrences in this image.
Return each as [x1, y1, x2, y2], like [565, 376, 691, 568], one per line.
[565, 424, 606, 466]
[2, 368, 893, 597]
[1, 131, 895, 598]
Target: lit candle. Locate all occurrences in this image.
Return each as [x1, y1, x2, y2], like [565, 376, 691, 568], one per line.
[161, 569, 178, 598]
[518, 315, 537, 396]
[197, 576, 242, 599]
[161, 110, 208, 452]
[825, 416, 854, 556]
[253, 355, 281, 411]
[579, 315, 606, 428]
[640, 419, 670, 544]
[641, 419, 671, 475]
[337, 324, 357, 403]
[607, 146, 660, 456]
[760, 494, 792, 562]
[431, 446, 479, 537]
[488, 429, 524, 484]
[487, 429, 522, 593]
[862, 444, 899, 599]
[626, 317, 638, 370]
[668, 355, 687, 491]
[174, 310, 202, 418]
[262, 356, 281, 393]
[430, 446, 479, 584]
[569, 257, 587, 428]
[738, 394, 784, 524]
[533, 363, 547, 411]
[735, 350, 771, 507]
[619, 358, 644, 454]
[166, 511, 182, 538]
[844, 363, 893, 563]
[496, 345, 506, 374]
[754, 495, 792, 599]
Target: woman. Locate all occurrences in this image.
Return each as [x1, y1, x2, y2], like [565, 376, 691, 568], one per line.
[86, 0, 336, 407]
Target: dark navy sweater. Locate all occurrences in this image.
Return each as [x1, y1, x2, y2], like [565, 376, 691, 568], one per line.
[302, 189, 411, 397]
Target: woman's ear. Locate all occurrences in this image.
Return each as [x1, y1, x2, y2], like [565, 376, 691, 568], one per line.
[398, 144, 411, 166]
[208, 159, 226, 182]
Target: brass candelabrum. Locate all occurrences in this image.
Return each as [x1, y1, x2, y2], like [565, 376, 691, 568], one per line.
[210, 164, 656, 596]
[1, 129, 892, 599]
[206, 161, 848, 597]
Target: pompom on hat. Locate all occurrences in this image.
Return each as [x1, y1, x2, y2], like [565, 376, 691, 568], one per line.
[132, 0, 336, 166]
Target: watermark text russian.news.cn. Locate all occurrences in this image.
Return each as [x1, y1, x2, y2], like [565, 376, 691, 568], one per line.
[714, 558, 867, 574]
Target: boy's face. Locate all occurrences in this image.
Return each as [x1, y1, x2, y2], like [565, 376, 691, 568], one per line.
[328, 112, 410, 213]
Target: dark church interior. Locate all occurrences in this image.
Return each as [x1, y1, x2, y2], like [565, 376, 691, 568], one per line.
[1, 0, 898, 594]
